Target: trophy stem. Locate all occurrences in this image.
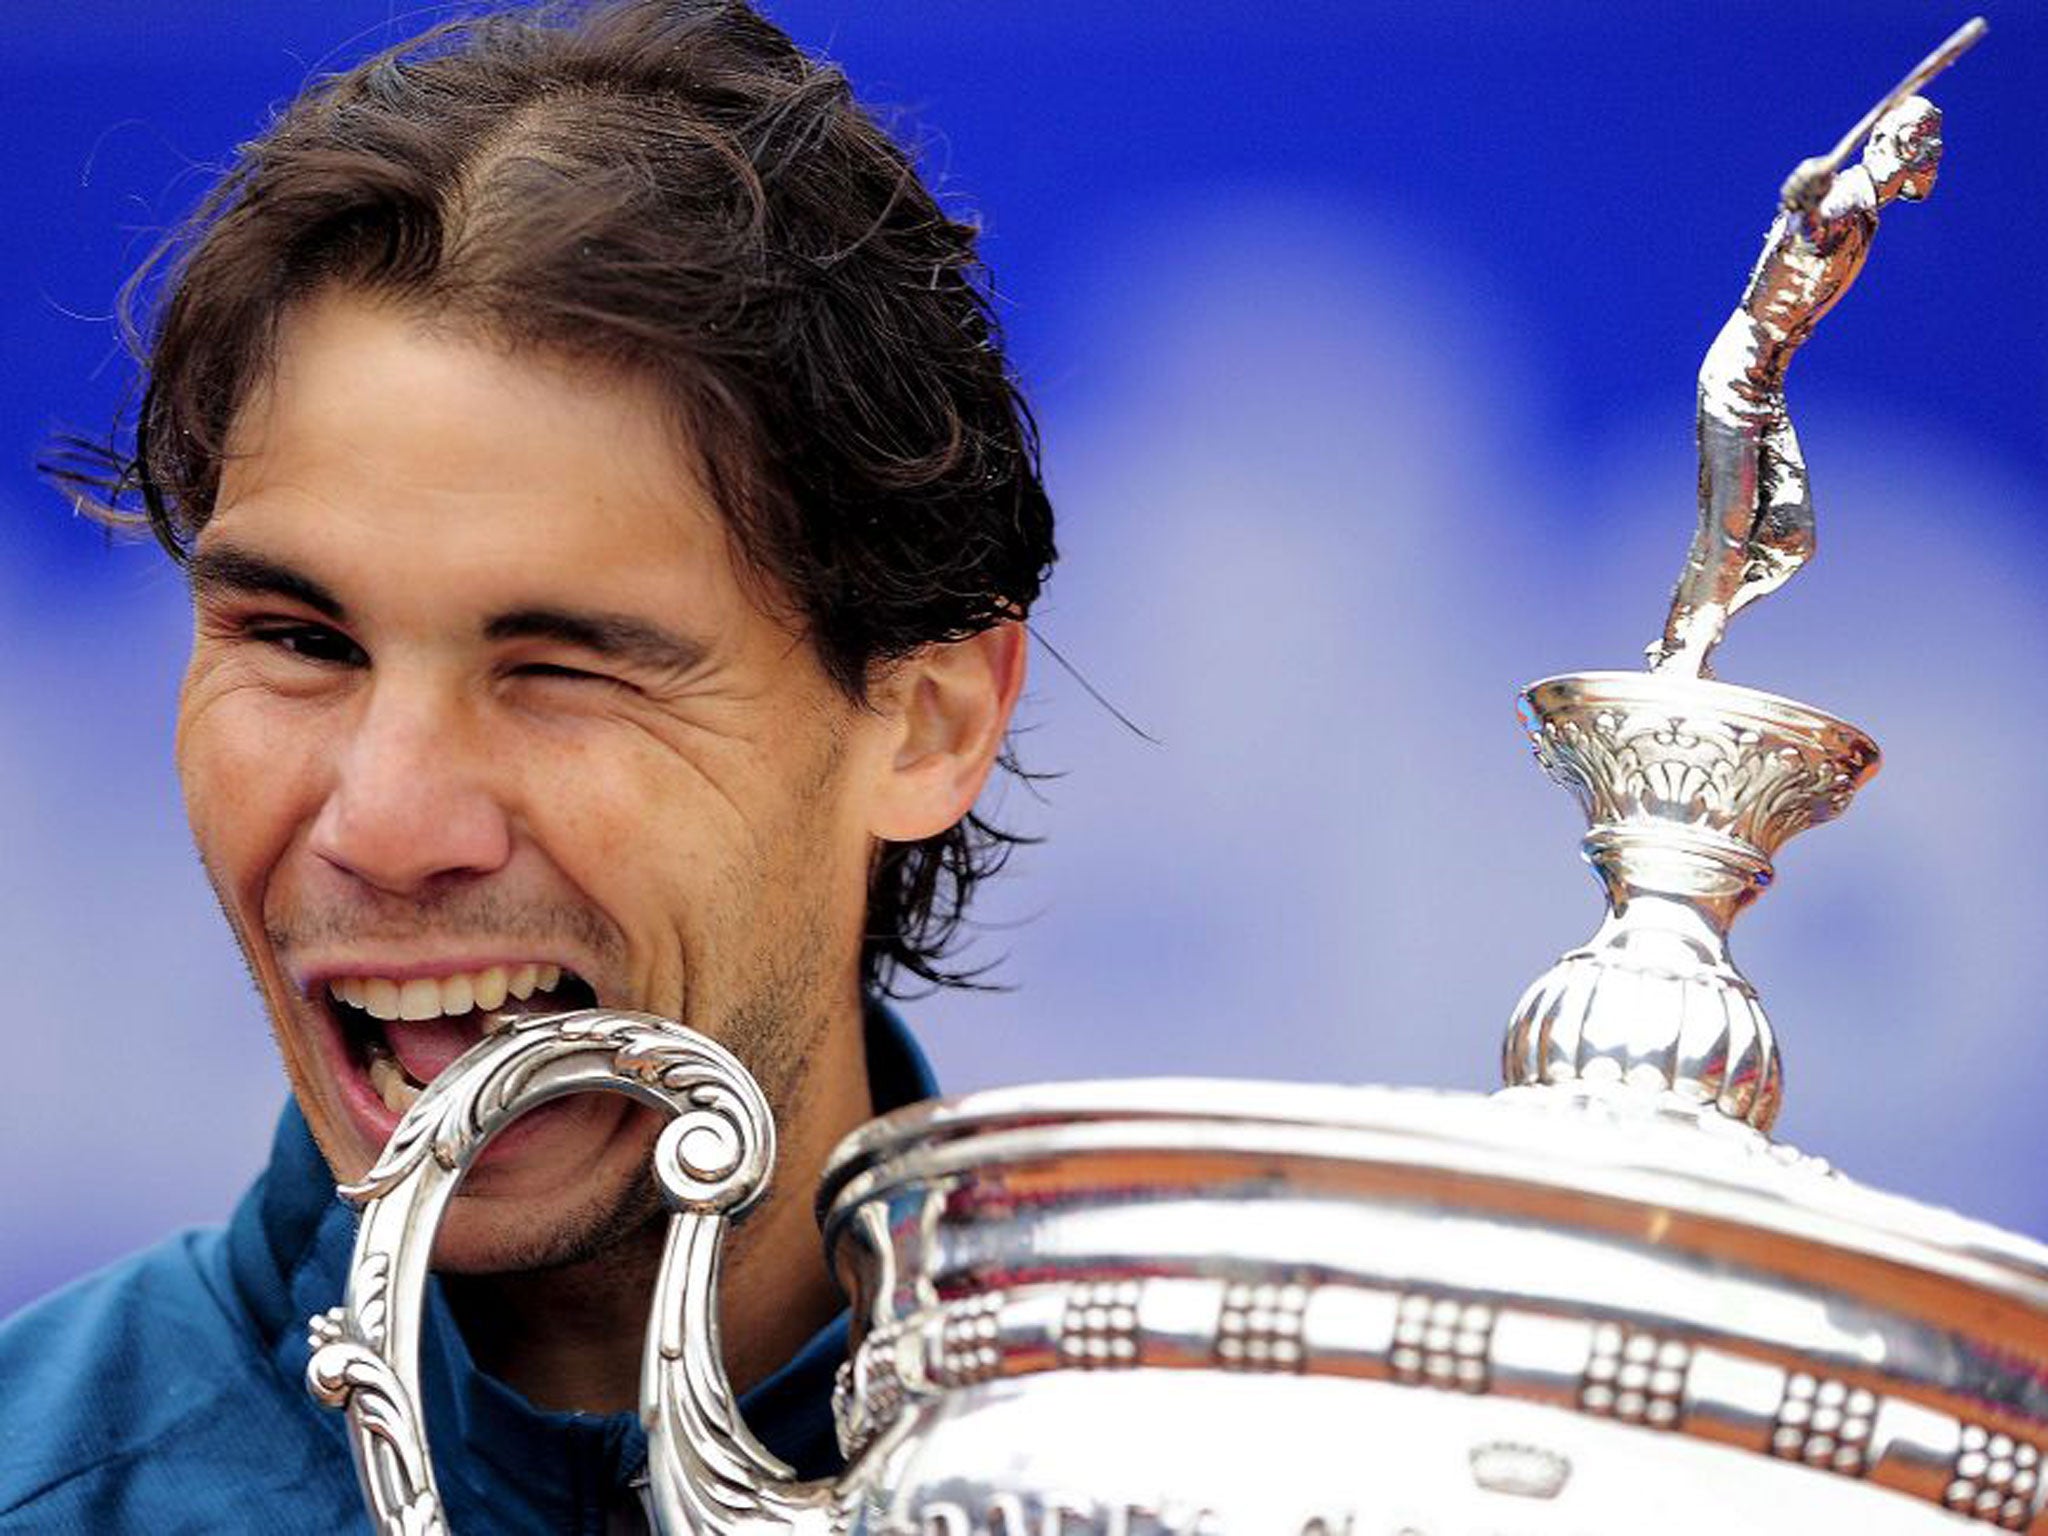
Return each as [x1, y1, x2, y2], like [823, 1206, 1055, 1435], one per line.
[1501, 673, 1879, 1134]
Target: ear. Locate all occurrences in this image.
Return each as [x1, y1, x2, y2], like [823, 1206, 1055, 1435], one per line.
[866, 621, 1028, 843]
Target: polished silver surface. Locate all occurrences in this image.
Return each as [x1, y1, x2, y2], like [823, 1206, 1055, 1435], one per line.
[313, 1019, 2048, 1533]
[1647, 20, 1982, 678]
[303, 22, 2048, 1536]
[812, 1079, 2048, 1533]
[1501, 671, 1879, 1130]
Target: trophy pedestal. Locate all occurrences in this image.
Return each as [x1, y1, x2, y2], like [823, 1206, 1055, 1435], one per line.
[1503, 673, 1881, 1133]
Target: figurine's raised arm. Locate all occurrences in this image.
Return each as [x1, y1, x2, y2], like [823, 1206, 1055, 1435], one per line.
[1648, 95, 1945, 676]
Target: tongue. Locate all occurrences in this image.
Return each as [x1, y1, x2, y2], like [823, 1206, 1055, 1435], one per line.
[385, 1016, 488, 1085]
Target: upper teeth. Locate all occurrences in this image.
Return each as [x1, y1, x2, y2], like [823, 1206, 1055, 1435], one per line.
[328, 963, 563, 1022]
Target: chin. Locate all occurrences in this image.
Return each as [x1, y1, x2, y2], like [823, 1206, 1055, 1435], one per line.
[425, 1147, 668, 1276]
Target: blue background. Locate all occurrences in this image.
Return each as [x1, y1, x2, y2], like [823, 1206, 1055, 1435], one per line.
[5, 3, 2046, 1316]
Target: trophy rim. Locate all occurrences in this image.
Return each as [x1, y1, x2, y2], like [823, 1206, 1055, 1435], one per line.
[819, 1076, 2048, 1313]
[1520, 669, 1883, 769]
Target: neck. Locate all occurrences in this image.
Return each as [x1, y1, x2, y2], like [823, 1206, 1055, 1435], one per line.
[443, 1219, 670, 1414]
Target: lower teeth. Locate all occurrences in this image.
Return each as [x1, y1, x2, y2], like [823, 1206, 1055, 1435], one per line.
[364, 1041, 423, 1114]
[354, 996, 567, 1117]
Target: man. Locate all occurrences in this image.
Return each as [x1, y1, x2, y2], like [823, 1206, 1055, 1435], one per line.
[1, 2, 1054, 1530]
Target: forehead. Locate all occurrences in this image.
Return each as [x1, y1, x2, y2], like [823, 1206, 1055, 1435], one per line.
[208, 291, 759, 624]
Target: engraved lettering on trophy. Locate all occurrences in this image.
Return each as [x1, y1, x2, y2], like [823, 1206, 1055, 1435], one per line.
[1943, 1423, 2043, 1531]
[1048, 1495, 1105, 1536]
[1139, 1499, 1221, 1536]
[1468, 1440, 1572, 1501]
[904, 1495, 1222, 1536]
[1057, 1281, 1143, 1370]
[982, 1494, 1033, 1536]
[1214, 1281, 1311, 1372]
[1578, 1323, 1690, 1430]
[1390, 1293, 1494, 1394]
[1649, 18, 1983, 677]
[1114, 1498, 1216, 1536]
[1161, 1499, 1223, 1536]
[1769, 1372, 1878, 1476]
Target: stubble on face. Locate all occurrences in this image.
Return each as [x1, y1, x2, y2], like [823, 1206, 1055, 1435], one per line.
[263, 887, 625, 966]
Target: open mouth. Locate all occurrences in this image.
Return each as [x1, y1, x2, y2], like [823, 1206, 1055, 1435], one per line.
[326, 963, 598, 1115]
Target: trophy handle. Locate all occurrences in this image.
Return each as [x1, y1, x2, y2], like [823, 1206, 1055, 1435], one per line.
[305, 1009, 836, 1536]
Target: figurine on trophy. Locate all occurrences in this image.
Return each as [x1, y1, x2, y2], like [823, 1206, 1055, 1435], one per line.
[1651, 56, 1961, 678]
[1504, 23, 1983, 1132]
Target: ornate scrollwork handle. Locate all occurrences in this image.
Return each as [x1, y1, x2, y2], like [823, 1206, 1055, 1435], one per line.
[305, 1009, 835, 1535]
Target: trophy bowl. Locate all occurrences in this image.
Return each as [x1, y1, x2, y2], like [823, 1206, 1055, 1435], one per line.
[813, 1075, 2048, 1535]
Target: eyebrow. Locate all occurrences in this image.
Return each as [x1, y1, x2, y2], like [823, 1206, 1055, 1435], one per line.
[187, 543, 707, 675]
[187, 545, 347, 620]
[485, 607, 710, 677]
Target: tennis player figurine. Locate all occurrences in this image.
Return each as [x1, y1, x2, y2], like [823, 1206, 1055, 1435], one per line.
[1649, 21, 1981, 677]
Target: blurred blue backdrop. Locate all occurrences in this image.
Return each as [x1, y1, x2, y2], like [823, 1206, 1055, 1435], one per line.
[5, 2, 2046, 1317]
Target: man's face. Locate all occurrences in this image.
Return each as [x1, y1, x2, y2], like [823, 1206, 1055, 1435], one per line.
[178, 291, 892, 1272]
[1870, 108, 1942, 203]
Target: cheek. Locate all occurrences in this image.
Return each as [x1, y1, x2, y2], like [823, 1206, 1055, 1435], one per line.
[175, 670, 320, 910]
[531, 730, 684, 878]
[522, 731, 734, 982]
[526, 722, 859, 963]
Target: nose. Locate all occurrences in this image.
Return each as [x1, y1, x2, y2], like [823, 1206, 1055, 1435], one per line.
[308, 673, 513, 894]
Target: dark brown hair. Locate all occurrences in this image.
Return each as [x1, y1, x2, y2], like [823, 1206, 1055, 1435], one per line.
[56, 0, 1055, 994]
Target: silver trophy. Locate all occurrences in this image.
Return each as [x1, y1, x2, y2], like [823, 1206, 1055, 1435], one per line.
[309, 20, 2048, 1533]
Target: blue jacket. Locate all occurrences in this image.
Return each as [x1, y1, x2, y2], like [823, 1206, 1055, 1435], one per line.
[0, 1010, 935, 1533]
